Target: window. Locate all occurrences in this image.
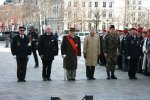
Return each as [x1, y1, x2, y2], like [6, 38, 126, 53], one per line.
[53, 7, 57, 13]
[88, 11, 92, 18]
[89, 2, 92, 7]
[68, 11, 71, 18]
[138, 6, 141, 10]
[127, 0, 130, 5]
[138, 0, 141, 5]
[74, 1, 77, 7]
[133, 6, 136, 10]
[95, 2, 98, 7]
[102, 11, 106, 17]
[82, 2, 85, 7]
[109, 2, 112, 8]
[133, 0, 136, 5]
[103, 2, 106, 7]
[68, 1, 71, 7]
[109, 12, 112, 18]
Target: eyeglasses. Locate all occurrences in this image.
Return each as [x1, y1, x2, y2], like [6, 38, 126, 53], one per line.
[20, 30, 25, 31]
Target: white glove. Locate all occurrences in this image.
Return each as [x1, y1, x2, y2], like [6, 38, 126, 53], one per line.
[77, 56, 80, 60]
[62, 55, 66, 58]
[127, 56, 131, 60]
[28, 55, 31, 58]
[28, 43, 31, 46]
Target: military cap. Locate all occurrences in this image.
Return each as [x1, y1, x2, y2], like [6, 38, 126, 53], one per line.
[19, 26, 25, 29]
[109, 25, 115, 29]
[69, 27, 76, 32]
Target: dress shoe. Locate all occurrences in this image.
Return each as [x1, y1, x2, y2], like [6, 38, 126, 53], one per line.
[91, 77, 96, 80]
[129, 77, 138, 79]
[47, 78, 52, 81]
[22, 79, 26, 82]
[34, 65, 39, 68]
[43, 78, 46, 81]
[71, 78, 76, 81]
[17, 80, 21, 82]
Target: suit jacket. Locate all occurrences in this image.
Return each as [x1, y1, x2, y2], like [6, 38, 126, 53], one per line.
[38, 34, 58, 60]
[126, 35, 140, 60]
[11, 34, 31, 58]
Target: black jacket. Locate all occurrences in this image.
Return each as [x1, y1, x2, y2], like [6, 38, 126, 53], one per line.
[38, 34, 58, 60]
[11, 35, 32, 58]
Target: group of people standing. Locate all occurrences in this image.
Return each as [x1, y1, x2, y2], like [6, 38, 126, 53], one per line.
[10, 24, 150, 82]
[99, 25, 150, 80]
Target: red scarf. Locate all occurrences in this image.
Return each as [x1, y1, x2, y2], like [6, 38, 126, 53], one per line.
[67, 35, 78, 56]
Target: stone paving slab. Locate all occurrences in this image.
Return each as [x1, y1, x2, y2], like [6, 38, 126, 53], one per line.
[0, 42, 150, 100]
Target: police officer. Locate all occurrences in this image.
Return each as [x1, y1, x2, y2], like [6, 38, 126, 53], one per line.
[38, 25, 58, 81]
[126, 28, 140, 79]
[103, 25, 120, 79]
[27, 26, 39, 68]
[11, 26, 32, 82]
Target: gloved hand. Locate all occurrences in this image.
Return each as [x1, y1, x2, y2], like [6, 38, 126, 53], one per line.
[27, 55, 31, 58]
[77, 56, 80, 60]
[62, 55, 66, 58]
[127, 56, 131, 60]
[28, 43, 31, 46]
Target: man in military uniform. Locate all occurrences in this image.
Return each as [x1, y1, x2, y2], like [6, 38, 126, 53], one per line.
[27, 26, 39, 68]
[38, 25, 58, 81]
[103, 25, 120, 79]
[126, 28, 140, 79]
[61, 27, 81, 81]
[11, 26, 32, 82]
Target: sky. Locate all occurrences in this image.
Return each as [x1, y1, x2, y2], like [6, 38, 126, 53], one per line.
[0, 0, 5, 5]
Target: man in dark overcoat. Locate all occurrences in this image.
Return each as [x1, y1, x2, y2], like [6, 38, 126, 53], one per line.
[61, 27, 81, 81]
[11, 26, 32, 82]
[38, 25, 58, 81]
[27, 26, 39, 68]
[126, 28, 141, 79]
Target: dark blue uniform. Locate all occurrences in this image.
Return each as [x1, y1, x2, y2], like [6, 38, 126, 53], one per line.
[11, 35, 31, 82]
[126, 35, 140, 79]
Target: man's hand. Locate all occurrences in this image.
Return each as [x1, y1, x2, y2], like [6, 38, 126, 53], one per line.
[104, 53, 107, 58]
[127, 56, 131, 60]
[40, 55, 44, 59]
[62, 55, 66, 58]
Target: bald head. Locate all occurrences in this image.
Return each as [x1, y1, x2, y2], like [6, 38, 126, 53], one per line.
[90, 28, 96, 36]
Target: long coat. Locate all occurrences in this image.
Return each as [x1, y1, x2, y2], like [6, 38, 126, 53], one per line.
[38, 34, 58, 60]
[11, 35, 31, 58]
[61, 35, 81, 70]
[126, 35, 140, 60]
[83, 35, 100, 66]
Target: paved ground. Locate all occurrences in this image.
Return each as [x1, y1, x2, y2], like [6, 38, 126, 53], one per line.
[0, 42, 150, 100]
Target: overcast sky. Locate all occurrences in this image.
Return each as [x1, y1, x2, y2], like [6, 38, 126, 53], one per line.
[0, 0, 5, 5]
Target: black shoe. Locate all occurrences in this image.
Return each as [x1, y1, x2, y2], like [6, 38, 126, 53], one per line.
[43, 78, 46, 81]
[71, 78, 76, 81]
[34, 65, 39, 68]
[111, 76, 117, 79]
[91, 77, 96, 80]
[22, 79, 26, 82]
[129, 77, 138, 79]
[47, 78, 52, 81]
[17, 80, 21, 82]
